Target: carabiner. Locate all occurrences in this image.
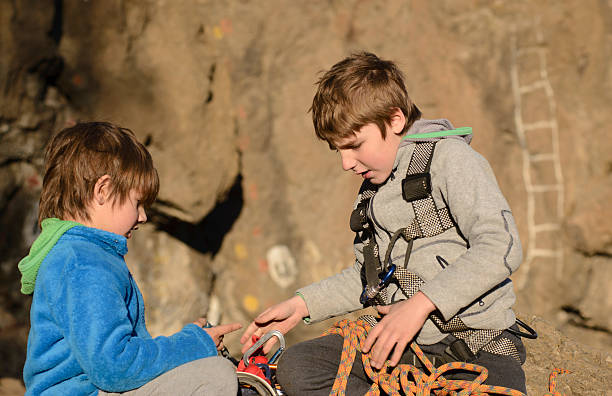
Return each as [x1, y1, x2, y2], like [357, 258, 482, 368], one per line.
[242, 329, 286, 367]
[359, 264, 396, 305]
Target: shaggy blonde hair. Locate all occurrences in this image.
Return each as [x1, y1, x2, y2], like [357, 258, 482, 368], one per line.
[310, 52, 421, 147]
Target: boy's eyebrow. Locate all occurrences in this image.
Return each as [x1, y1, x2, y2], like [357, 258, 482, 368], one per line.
[335, 137, 359, 150]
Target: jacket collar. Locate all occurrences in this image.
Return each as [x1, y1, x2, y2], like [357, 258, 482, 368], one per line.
[67, 226, 129, 256]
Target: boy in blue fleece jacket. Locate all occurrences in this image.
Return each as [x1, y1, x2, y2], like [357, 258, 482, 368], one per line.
[19, 122, 241, 395]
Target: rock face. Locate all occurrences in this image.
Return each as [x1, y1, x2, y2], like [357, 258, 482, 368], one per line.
[1, 0, 611, 393]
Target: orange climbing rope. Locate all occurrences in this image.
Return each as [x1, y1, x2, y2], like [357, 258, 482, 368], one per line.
[323, 319, 569, 396]
[543, 368, 571, 396]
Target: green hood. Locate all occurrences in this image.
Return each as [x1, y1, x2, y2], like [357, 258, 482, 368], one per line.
[18, 218, 81, 294]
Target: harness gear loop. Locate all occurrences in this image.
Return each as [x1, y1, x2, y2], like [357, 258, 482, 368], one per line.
[507, 318, 538, 339]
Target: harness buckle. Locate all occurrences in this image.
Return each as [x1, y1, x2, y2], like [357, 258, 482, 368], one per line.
[360, 264, 396, 305]
[350, 202, 369, 232]
[444, 338, 476, 362]
[402, 173, 431, 202]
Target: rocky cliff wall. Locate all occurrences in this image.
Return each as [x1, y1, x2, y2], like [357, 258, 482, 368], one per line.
[1, 0, 611, 393]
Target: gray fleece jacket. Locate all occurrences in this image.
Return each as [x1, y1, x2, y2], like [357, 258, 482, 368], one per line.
[298, 119, 522, 345]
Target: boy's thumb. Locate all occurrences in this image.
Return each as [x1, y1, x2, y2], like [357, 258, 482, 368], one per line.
[376, 305, 391, 315]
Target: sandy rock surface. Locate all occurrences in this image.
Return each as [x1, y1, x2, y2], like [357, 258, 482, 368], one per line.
[1, 0, 611, 393]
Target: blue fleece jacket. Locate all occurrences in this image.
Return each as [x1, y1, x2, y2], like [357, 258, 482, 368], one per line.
[23, 225, 218, 395]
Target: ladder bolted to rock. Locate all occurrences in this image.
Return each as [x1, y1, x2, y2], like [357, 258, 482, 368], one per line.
[510, 20, 565, 291]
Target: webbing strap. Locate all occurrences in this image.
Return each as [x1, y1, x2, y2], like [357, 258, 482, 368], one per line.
[354, 181, 381, 290]
[404, 142, 454, 240]
[394, 266, 504, 354]
[356, 142, 455, 296]
[407, 140, 436, 173]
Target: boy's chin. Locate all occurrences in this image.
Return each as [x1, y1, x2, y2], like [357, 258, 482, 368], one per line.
[368, 174, 392, 185]
[364, 174, 382, 184]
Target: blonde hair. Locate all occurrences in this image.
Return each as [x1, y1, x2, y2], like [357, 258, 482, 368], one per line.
[38, 121, 159, 225]
[310, 52, 421, 147]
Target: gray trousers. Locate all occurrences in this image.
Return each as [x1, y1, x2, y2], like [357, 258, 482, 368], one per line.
[276, 331, 526, 395]
[98, 356, 238, 396]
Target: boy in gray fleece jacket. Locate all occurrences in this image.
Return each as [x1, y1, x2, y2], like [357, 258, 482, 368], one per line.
[241, 52, 528, 394]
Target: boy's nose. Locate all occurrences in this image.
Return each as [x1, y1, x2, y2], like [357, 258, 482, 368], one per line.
[340, 151, 356, 171]
[138, 207, 147, 223]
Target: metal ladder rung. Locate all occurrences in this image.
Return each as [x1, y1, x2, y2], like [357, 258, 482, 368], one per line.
[527, 184, 562, 192]
[516, 47, 542, 56]
[529, 153, 556, 162]
[519, 80, 547, 94]
[523, 121, 554, 131]
[530, 249, 562, 258]
[534, 223, 560, 232]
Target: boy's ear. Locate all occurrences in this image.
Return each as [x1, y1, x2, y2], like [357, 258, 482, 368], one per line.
[93, 175, 112, 205]
[389, 108, 406, 135]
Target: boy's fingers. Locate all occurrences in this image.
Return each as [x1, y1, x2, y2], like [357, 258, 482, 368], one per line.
[254, 308, 280, 325]
[262, 338, 279, 354]
[371, 333, 393, 368]
[216, 322, 243, 335]
[362, 325, 381, 353]
[389, 343, 405, 367]
[240, 321, 262, 344]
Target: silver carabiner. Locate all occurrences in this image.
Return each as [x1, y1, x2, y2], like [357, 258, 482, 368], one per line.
[242, 329, 286, 367]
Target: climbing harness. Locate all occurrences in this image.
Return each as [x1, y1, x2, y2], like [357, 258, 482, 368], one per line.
[324, 319, 569, 396]
[350, 133, 535, 361]
[351, 140, 455, 307]
[235, 330, 286, 395]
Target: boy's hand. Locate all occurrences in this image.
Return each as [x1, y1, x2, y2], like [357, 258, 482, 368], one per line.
[193, 318, 242, 351]
[239, 295, 309, 354]
[361, 291, 436, 369]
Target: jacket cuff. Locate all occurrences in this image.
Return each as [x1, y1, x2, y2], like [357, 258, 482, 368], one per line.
[419, 282, 457, 321]
[295, 292, 311, 323]
[183, 323, 218, 357]
[296, 284, 333, 324]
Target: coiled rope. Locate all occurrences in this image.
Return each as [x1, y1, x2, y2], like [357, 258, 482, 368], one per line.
[323, 319, 568, 396]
